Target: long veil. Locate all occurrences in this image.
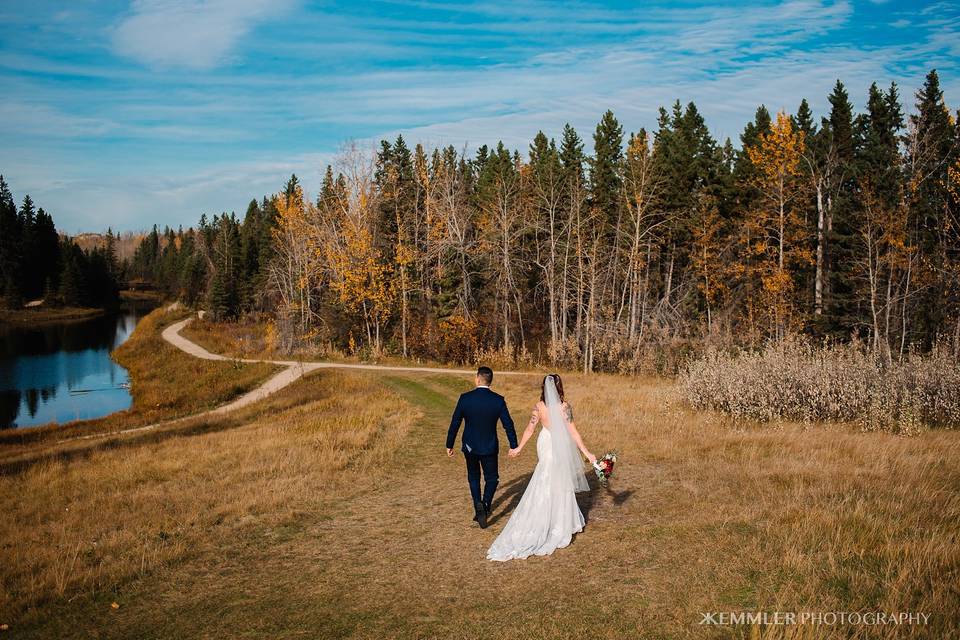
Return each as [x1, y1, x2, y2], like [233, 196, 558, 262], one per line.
[544, 375, 590, 493]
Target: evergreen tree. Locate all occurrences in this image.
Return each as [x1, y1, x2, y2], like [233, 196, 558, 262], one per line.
[823, 79, 859, 336]
[793, 98, 816, 138]
[31, 208, 61, 298]
[560, 124, 586, 184]
[0, 176, 23, 307]
[906, 69, 960, 344]
[858, 82, 904, 207]
[652, 101, 722, 312]
[733, 105, 772, 212]
[58, 241, 87, 307]
[589, 110, 624, 227]
[18, 195, 40, 299]
[207, 213, 242, 319]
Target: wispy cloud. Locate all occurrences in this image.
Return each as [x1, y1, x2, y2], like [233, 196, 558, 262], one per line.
[111, 0, 296, 70]
[0, 0, 957, 231]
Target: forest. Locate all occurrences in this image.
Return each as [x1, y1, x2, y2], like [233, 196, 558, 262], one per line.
[8, 70, 959, 373]
[0, 180, 121, 310]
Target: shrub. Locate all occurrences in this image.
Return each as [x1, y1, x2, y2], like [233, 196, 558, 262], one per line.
[679, 337, 960, 433]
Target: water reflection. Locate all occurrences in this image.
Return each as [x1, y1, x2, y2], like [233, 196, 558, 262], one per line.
[0, 310, 149, 428]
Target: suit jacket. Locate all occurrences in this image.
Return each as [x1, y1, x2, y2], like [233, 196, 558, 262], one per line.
[446, 387, 518, 456]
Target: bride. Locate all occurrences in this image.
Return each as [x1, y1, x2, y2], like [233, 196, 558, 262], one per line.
[487, 374, 596, 561]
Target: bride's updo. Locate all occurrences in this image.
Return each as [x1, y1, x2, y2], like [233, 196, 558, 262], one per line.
[540, 373, 565, 403]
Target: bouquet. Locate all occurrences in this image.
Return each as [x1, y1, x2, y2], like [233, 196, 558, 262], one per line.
[591, 452, 617, 488]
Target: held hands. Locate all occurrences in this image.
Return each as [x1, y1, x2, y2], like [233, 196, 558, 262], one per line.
[508, 447, 521, 458]
[446, 448, 454, 457]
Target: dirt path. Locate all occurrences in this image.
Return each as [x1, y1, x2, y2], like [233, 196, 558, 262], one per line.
[57, 317, 532, 445]
[74, 372, 631, 639]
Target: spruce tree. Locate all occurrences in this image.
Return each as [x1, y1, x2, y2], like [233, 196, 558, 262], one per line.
[823, 80, 859, 336]
[0, 176, 23, 307]
[858, 82, 903, 208]
[559, 124, 585, 184]
[907, 69, 959, 344]
[32, 208, 61, 297]
[589, 110, 624, 228]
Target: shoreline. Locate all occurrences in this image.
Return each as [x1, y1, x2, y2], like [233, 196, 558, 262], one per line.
[0, 305, 106, 326]
[0, 290, 164, 327]
[0, 306, 278, 448]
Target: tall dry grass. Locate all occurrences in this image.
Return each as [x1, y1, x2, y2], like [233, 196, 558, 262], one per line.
[488, 373, 960, 639]
[679, 338, 960, 434]
[1, 369, 958, 638]
[0, 370, 419, 623]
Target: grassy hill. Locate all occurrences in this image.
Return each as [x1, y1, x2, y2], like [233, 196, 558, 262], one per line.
[1, 337, 957, 638]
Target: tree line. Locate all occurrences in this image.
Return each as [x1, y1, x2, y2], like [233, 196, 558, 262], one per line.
[121, 70, 960, 370]
[0, 178, 121, 309]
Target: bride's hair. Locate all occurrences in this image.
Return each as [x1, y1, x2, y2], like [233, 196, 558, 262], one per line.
[540, 373, 565, 403]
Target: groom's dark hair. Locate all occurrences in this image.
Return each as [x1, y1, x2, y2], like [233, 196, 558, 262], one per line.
[477, 366, 494, 385]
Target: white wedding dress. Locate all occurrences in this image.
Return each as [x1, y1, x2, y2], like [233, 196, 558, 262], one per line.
[487, 376, 590, 561]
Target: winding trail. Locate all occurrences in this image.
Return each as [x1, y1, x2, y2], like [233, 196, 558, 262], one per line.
[56, 317, 530, 445]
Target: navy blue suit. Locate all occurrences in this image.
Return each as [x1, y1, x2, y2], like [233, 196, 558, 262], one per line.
[446, 386, 518, 508]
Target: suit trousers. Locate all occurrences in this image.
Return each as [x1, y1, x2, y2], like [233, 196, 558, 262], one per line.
[464, 451, 499, 507]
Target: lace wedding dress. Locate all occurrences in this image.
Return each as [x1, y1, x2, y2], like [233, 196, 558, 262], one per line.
[487, 376, 590, 561]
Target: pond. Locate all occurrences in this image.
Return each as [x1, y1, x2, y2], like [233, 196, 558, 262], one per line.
[0, 307, 152, 428]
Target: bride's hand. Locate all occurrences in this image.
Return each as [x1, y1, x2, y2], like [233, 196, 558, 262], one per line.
[585, 451, 597, 464]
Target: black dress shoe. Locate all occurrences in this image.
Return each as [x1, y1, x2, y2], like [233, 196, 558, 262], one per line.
[474, 500, 488, 529]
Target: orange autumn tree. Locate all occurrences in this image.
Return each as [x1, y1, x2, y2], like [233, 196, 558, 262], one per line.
[323, 145, 394, 353]
[269, 179, 321, 345]
[745, 111, 812, 340]
[689, 192, 727, 333]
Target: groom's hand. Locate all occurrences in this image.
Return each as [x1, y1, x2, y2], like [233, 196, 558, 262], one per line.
[508, 447, 520, 458]
[446, 448, 454, 457]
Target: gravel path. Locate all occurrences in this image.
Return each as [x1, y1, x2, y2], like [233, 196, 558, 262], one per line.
[56, 317, 530, 444]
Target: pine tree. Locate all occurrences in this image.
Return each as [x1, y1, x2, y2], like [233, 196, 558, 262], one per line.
[0, 175, 23, 307]
[858, 82, 904, 208]
[822, 80, 859, 336]
[32, 208, 61, 298]
[239, 198, 263, 310]
[733, 105, 773, 220]
[589, 110, 624, 227]
[58, 241, 86, 307]
[793, 98, 816, 138]
[906, 69, 960, 344]
[18, 195, 41, 299]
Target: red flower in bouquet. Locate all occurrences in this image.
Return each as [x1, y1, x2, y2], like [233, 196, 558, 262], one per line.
[591, 452, 617, 487]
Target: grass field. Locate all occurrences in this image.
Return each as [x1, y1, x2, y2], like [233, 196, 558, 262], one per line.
[2, 332, 958, 639]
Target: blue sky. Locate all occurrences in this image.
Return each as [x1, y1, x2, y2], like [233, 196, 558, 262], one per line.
[0, 0, 958, 232]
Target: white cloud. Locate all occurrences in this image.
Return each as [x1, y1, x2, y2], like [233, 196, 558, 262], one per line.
[4, 0, 958, 232]
[5, 152, 333, 234]
[111, 0, 295, 70]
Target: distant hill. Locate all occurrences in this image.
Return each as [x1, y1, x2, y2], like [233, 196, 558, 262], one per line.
[72, 231, 144, 262]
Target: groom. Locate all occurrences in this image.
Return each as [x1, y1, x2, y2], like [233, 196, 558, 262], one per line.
[446, 366, 518, 529]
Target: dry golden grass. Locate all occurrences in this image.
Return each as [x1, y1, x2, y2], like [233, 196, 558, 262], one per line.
[681, 338, 960, 433]
[0, 370, 419, 631]
[0, 307, 277, 450]
[178, 314, 276, 360]
[1, 364, 957, 638]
